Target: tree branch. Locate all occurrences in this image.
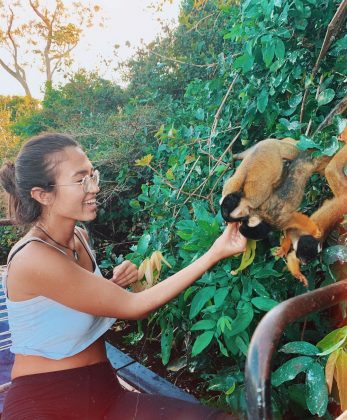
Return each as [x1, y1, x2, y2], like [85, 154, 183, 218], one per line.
[300, 0, 347, 123]
[313, 96, 347, 136]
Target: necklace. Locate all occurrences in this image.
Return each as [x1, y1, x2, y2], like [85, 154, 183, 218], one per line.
[34, 224, 79, 261]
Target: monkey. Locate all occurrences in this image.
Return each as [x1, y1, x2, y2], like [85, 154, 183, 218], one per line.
[220, 137, 299, 222]
[275, 127, 347, 285]
[235, 151, 329, 245]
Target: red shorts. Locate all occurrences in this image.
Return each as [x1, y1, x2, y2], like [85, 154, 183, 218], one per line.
[2, 360, 234, 419]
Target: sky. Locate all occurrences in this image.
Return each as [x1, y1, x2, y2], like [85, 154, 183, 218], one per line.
[0, 0, 181, 99]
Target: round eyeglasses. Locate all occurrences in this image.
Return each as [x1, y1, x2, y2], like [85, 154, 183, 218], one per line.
[49, 170, 100, 193]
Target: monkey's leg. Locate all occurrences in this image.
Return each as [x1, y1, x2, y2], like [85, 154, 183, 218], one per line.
[285, 212, 321, 238]
[324, 145, 347, 197]
[287, 251, 308, 287]
[276, 233, 292, 257]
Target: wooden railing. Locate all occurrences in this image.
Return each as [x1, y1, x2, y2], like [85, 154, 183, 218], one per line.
[245, 280, 347, 420]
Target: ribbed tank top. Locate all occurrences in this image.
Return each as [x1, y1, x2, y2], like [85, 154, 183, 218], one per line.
[2, 228, 116, 360]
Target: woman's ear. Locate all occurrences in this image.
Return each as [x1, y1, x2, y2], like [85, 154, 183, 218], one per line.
[30, 187, 54, 206]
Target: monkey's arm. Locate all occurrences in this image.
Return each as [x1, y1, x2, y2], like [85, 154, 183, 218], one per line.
[284, 212, 321, 238]
[287, 251, 308, 287]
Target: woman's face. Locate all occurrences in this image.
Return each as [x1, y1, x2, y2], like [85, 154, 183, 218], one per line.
[48, 146, 100, 222]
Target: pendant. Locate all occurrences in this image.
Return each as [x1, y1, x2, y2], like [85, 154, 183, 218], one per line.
[73, 250, 79, 261]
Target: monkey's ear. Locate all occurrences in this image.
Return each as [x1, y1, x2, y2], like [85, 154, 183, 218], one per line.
[220, 193, 245, 222]
[239, 220, 272, 240]
[295, 235, 320, 264]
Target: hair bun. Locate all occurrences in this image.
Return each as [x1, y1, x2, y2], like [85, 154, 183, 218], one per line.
[0, 161, 17, 196]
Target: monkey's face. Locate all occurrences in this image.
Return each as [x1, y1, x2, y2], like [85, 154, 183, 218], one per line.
[220, 193, 249, 222]
[239, 218, 272, 240]
[295, 235, 321, 264]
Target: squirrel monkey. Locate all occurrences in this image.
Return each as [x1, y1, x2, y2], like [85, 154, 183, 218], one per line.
[277, 128, 347, 286]
[221, 137, 299, 222]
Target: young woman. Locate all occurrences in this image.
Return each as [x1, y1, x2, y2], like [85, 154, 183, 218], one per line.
[0, 133, 246, 420]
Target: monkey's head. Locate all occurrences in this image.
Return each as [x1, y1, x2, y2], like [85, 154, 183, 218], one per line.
[220, 193, 249, 222]
[239, 218, 272, 240]
[295, 235, 321, 264]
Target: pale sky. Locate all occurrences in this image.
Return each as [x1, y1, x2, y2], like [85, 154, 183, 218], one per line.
[0, 0, 181, 99]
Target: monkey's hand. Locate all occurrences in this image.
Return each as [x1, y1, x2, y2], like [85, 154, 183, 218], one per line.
[275, 233, 292, 257]
[295, 272, 309, 288]
[275, 247, 288, 258]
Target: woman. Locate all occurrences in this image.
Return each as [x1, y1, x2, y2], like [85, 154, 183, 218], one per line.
[0, 133, 246, 419]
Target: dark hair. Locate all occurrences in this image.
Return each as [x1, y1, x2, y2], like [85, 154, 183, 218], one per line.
[221, 192, 245, 222]
[296, 235, 320, 263]
[239, 220, 272, 240]
[0, 133, 79, 224]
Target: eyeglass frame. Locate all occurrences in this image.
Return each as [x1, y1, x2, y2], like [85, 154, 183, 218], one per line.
[49, 169, 100, 193]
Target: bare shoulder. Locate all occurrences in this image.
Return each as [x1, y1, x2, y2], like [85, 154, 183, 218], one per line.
[7, 240, 70, 299]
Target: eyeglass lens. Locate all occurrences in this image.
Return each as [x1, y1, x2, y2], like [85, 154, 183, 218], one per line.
[83, 170, 100, 193]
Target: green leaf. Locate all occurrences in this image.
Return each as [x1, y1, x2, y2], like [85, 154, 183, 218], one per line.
[279, 341, 320, 356]
[207, 374, 235, 393]
[235, 335, 248, 356]
[257, 89, 269, 113]
[251, 296, 279, 311]
[136, 233, 151, 256]
[288, 92, 302, 108]
[234, 52, 254, 73]
[317, 89, 335, 107]
[262, 40, 275, 67]
[225, 302, 254, 337]
[191, 319, 216, 331]
[195, 108, 205, 120]
[217, 338, 229, 357]
[251, 279, 270, 297]
[161, 326, 174, 365]
[306, 362, 328, 416]
[274, 38, 285, 61]
[189, 286, 216, 319]
[316, 326, 347, 355]
[272, 356, 314, 386]
[192, 331, 214, 356]
[297, 135, 319, 151]
[214, 287, 229, 308]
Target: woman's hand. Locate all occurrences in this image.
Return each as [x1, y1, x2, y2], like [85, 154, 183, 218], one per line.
[111, 261, 138, 288]
[208, 222, 247, 262]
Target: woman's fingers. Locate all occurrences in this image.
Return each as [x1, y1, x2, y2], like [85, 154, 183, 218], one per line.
[112, 261, 138, 287]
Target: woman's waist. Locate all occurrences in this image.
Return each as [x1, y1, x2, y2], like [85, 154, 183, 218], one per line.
[11, 337, 107, 380]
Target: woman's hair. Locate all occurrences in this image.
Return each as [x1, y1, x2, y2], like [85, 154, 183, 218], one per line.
[0, 133, 79, 224]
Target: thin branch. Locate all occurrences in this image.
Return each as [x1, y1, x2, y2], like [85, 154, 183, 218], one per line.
[207, 74, 239, 172]
[313, 95, 347, 136]
[195, 130, 241, 196]
[305, 74, 324, 136]
[300, 0, 347, 123]
[186, 12, 215, 33]
[177, 156, 201, 199]
[208, 74, 239, 146]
